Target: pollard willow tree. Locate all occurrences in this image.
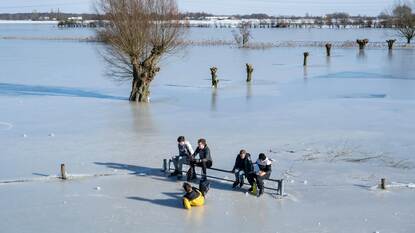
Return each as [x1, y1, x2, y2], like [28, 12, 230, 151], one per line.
[96, 0, 185, 102]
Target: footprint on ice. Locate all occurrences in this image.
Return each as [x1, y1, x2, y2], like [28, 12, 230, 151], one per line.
[23, 134, 28, 138]
[303, 180, 308, 184]
[95, 186, 101, 190]
[49, 133, 55, 137]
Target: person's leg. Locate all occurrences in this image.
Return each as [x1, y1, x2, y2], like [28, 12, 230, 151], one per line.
[177, 156, 187, 173]
[202, 161, 212, 180]
[183, 198, 191, 209]
[233, 170, 241, 188]
[169, 156, 180, 176]
[247, 173, 256, 192]
[247, 173, 255, 186]
[239, 171, 245, 187]
[187, 160, 196, 181]
[257, 174, 269, 196]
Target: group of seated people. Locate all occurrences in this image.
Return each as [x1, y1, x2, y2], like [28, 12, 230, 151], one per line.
[169, 136, 273, 209]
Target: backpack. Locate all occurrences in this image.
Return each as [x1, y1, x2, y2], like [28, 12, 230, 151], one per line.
[199, 179, 210, 197]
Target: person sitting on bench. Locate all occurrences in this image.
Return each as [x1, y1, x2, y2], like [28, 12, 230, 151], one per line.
[182, 182, 204, 210]
[231, 150, 254, 188]
[248, 153, 272, 197]
[170, 136, 194, 179]
[187, 138, 213, 182]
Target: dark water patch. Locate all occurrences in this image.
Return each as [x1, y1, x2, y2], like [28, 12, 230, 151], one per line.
[164, 84, 207, 89]
[0, 83, 126, 100]
[314, 72, 414, 80]
[338, 94, 387, 99]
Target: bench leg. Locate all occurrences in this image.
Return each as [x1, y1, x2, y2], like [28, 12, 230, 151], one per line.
[162, 159, 168, 172]
[278, 179, 284, 196]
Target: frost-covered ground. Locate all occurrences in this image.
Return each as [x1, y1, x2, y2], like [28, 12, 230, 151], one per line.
[0, 25, 415, 233]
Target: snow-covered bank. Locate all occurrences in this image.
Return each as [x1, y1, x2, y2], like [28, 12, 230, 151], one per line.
[0, 20, 58, 24]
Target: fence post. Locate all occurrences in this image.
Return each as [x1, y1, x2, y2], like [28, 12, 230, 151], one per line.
[303, 52, 309, 66]
[60, 164, 67, 180]
[380, 178, 386, 190]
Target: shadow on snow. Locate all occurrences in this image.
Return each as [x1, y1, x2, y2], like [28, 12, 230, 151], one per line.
[0, 83, 126, 100]
[94, 162, 246, 208]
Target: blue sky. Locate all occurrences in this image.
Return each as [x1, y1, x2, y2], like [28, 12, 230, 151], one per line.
[0, 0, 397, 16]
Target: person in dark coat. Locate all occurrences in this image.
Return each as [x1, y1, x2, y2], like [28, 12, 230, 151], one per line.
[187, 138, 213, 182]
[231, 150, 253, 188]
[248, 153, 272, 197]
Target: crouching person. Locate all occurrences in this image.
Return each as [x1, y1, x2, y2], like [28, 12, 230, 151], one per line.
[231, 150, 253, 188]
[182, 182, 204, 210]
[248, 153, 272, 197]
[170, 136, 194, 179]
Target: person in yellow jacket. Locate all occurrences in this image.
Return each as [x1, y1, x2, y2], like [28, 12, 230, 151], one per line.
[182, 182, 204, 209]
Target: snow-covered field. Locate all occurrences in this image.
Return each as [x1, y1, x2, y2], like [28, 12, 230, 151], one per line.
[0, 25, 414, 233]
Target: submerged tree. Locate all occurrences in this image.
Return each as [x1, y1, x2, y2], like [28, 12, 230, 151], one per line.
[96, 0, 185, 102]
[391, 4, 415, 44]
[233, 21, 252, 48]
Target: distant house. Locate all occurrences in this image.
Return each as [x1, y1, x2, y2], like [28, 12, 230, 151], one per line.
[68, 16, 83, 21]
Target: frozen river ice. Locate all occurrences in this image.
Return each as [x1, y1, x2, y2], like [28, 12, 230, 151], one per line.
[0, 24, 415, 233]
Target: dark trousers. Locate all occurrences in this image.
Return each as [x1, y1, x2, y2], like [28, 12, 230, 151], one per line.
[187, 160, 212, 180]
[248, 173, 270, 190]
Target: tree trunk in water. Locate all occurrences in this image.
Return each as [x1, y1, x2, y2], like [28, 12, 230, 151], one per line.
[386, 39, 396, 50]
[303, 52, 309, 66]
[356, 39, 369, 50]
[325, 43, 332, 56]
[210, 67, 219, 88]
[129, 59, 158, 103]
[129, 78, 150, 102]
[246, 64, 254, 82]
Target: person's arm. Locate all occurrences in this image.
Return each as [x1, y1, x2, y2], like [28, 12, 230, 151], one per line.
[260, 164, 271, 176]
[202, 147, 212, 162]
[232, 156, 238, 172]
[192, 147, 199, 160]
[186, 141, 194, 155]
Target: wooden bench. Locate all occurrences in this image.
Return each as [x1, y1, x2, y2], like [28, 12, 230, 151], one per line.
[162, 158, 285, 196]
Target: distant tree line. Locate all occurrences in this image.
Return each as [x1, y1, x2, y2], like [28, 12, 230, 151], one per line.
[0, 12, 100, 21]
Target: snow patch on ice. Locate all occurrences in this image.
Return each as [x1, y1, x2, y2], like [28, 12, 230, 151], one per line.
[0, 121, 13, 130]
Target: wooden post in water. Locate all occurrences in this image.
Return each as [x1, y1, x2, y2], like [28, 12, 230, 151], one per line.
[386, 39, 396, 50]
[325, 43, 332, 56]
[303, 52, 309, 66]
[246, 64, 254, 82]
[356, 39, 369, 50]
[380, 178, 386, 190]
[210, 67, 219, 88]
[60, 164, 67, 180]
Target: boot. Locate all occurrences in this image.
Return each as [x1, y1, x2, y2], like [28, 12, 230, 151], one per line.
[186, 168, 197, 182]
[257, 188, 264, 197]
[232, 181, 239, 188]
[169, 170, 180, 177]
[239, 179, 244, 188]
[186, 168, 193, 182]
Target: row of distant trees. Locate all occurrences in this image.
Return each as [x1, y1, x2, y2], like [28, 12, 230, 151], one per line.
[0, 12, 100, 21]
